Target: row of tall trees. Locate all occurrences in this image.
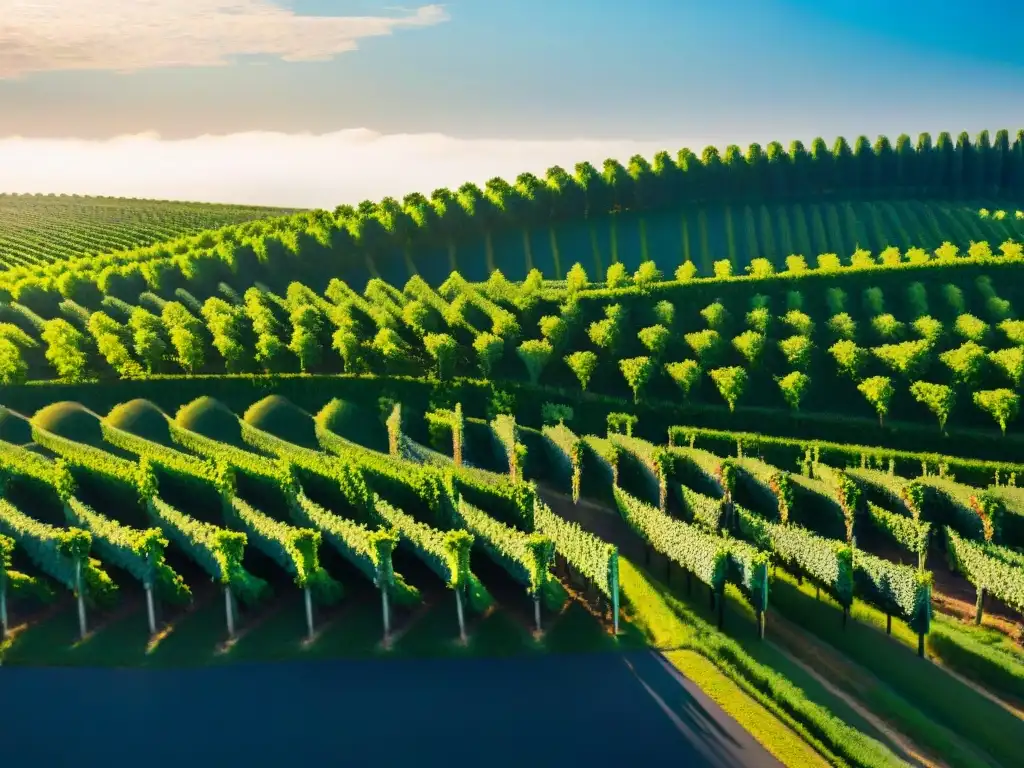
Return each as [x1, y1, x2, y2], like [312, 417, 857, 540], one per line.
[316, 128, 1024, 266]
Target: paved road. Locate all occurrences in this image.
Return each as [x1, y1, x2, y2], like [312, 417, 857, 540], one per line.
[0, 651, 781, 767]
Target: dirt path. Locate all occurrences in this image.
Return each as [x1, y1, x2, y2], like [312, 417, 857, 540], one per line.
[767, 611, 991, 768]
[767, 617, 941, 768]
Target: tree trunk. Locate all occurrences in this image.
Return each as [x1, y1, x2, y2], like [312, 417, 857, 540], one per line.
[304, 586, 315, 641]
[75, 559, 87, 640]
[485, 231, 496, 274]
[534, 595, 542, 633]
[0, 579, 7, 639]
[455, 587, 466, 642]
[522, 229, 534, 273]
[446, 240, 458, 274]
[975, 586, 985, 625]
[403, 245, 417, 277]
[589, 223, 603, 276]
[145, 583, 157, 636]
[709, 586, 716, 612]
[381, 586, 391, 643]
[842, 605, 848, 629]
[545, 227, 562, 279]
[757, 609, 765, 640]
[886, 614, 892, 635]
[610, 216, 619, 265]
[225, 585, 235, 639]
[917, 632, 925, 658]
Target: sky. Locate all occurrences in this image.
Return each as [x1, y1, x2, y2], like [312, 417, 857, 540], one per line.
[2, 0, 1024, 207]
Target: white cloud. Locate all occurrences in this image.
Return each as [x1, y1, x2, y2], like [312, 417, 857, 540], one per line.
[0, 129, 725, 208]
[0, 1, 448, 78]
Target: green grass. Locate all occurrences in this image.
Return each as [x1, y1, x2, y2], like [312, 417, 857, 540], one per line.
[618, 558, 901, 768]
[926, 615, 1024, 705]
[769, 568, 1024, 768]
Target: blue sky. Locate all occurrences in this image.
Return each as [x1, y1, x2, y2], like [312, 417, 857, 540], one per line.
[4, 0, 1024, 141]
[2, 0, 1024, 205]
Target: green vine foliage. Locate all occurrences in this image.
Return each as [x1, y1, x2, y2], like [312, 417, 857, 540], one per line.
[722, 533, 770, 613]
[678, 483, 727, 532]
[534, 500, 618, 599]
[916, 476, 1004, 544]
[457, 499, 564, 610]
[290, 489, 419, 606]
[736, 505, 854, 608]
[865, 502, 930, 568]
[736, 458, 793, 524]
[542, 423, 583, 501]
[64, 497, 189, 603]
[146, 497, 268, 606]
[613, 487, 728, 592]
[224, 495, 341, 604]
[852, 548, 932, 634]
[946, 528, 1024, 614]
[0, 499, 117, 607]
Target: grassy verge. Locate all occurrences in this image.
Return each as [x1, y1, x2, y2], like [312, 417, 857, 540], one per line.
[769, 569, 1024, 768]
[619, 558, 902, 768]
[926, 614, 1024, 707]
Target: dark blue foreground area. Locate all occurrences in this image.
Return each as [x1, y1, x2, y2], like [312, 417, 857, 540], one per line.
[0, 652, 733, 767]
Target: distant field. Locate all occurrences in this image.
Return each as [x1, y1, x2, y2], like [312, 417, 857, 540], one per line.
[0, 194, 297, 270]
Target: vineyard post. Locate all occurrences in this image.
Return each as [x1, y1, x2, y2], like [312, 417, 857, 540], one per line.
[974, 586, 985, 625]
[886, 613, 892, 635]
[145, 582, 156, 636]
[75, 558, 87, 639]
[224, 585, 235, 639]
[917, 632, 925, 658]
[534, 594, 541, 633]
[145, 550, 156, 635]
[381, 585, 391, 643]
[455, 585, 466, 642]
[610, 561, 620, 636]
[0, 574, 7, 639]
[304, 586, 314, 640]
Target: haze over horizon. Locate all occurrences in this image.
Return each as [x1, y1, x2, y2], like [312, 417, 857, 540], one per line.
[3, 0, 1024, 207]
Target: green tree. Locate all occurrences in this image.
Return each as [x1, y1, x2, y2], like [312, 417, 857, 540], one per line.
[287, 304, 323, 372]
[709, 367, 747, 412]
[619, 356, 654, 402]
[424, 333, 457, 380]
[0, 337, 27, 384]
[566, 262, 589, 293]
[859, 376, 894, 425]
[909, 381, 955, 431]
[130, 307, 168, 374]
[565, 350, 598, 391]
[776, 371, 810, 411]
[473, 332, 504, 378]
[732, 330, 766, 366]
[638, 325, 671, 358]
[939, 341, 987, 386]
[633, 261, 662, 288]
[934, 132, 954, 194]
[989, 347, 1024, 387]
[778, 335, 813, 369]
[973, 389, 1019, 434]
[684, 329, 722, 365]
[606, 262, 630, 289]
[828, 340, 867, 379]
[41, 318, 89, 381]
[915, 132, 933, 193]
[872, 339, 932, 379]
[665, 360, 701, 399]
